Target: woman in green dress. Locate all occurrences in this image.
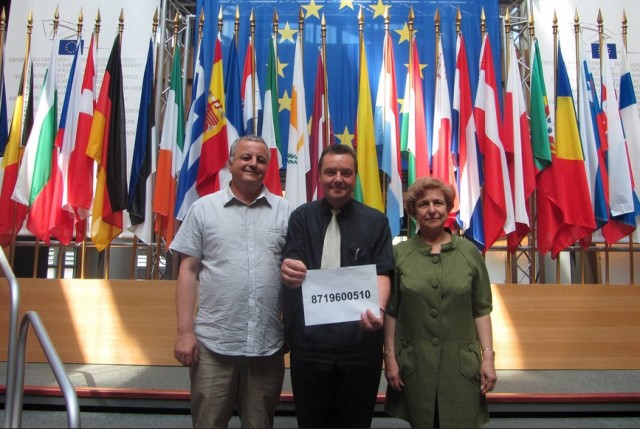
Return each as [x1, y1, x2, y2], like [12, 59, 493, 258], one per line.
[383, 177, 497, 428]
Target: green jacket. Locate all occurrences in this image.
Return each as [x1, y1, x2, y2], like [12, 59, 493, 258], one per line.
[385, 233, 492, 428]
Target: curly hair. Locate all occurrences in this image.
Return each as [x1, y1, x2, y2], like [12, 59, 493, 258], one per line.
[404, 177, 456, 218]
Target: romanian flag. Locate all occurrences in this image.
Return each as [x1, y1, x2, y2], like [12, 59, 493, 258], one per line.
[353, 32, 383, 212]
[260, 34, 283, 196]
[153, 43, 184, 248]
[197, 34, 230, 196]
[0, 56, 31, 246]
[536, 45, 595, 257]
[12, 34, 58, 244]
[86, 36, 127, 252]
[128, 38, 156, 245]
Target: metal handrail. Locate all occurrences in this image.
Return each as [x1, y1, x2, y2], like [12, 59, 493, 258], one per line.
[12, 311, 80, 428]
[1, 248, 20, 428]
[1, 249, 80, 428]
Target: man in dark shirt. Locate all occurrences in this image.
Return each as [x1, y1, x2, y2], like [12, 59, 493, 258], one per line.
[280, 144, 394, 428]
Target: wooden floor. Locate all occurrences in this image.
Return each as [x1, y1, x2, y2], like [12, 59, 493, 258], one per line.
[1, 279, 640, 369]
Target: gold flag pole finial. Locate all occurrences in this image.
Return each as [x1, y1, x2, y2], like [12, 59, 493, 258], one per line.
[77, 8, 83, 38]
[597, 9, 604, 76]
[456, 7, 461, 35]
[197, 9, 204, 41]
[481, 7, 486, 37]
[173, 11, 180, 55]
[118, 8, 124, 44]
[217, 5, 223, 34]
[384, 5, 390, 32]
[153, 7, 159, 37]
[505, 8, 510, 69]
[358, 5, 364, 31]
[408, 5, 414, 34]
[53, 5, 60, 35]
[94, 9, 101, 48]
[234, 5, 240, 46]
[574, 9, 580, 109]
[622, 9, 628, 51]
[434, 7, 440, 35]
[273, 8, 279, 36]
[299, 6, 304, 57]
[529, 9, 535, 40]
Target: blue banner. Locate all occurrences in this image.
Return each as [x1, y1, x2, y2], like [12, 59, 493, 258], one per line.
[197, 0, 501, 162]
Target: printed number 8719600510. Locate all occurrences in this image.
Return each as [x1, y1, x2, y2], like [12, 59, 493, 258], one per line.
[310, 290, 371, 304]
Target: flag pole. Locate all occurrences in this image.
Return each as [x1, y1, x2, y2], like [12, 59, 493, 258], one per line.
[250, 9, 257, 134]
[552, 10, 561, 285]
[597, 10, 611, 285]
[381, 6, 390, 210]
[234, 5, 240, 49]
[321, 13, 329, 147]
[481, 7, 486, 39]
[504, 10, 512, 284]
[528, 9, 540, 283]
[574, 10, 586, 285]
[57, 9, 83, 280]
[299, 6, 304, 59]
[622, 10, 634, 284]
[32, 6, 60, 278]
[80, 10, 101, 279]
[9, 12, 33, 268]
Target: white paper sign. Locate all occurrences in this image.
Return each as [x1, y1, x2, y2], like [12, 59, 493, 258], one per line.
[301, 264, 380, 326]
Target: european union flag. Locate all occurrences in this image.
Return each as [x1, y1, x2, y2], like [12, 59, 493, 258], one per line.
[591, 42, 617, 59]
[59, 39, 83, 55]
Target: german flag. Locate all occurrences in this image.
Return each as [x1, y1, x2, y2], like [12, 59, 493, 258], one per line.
[86, 36, 127, 252]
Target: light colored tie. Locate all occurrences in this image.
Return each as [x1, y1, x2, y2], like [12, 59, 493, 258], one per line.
[321, 208, 341, 269]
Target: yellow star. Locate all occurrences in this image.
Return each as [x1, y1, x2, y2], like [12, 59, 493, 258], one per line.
[277, 59, 289, 78]
[279, 90, 292, 112]
[404, 62, 428, 79]
[339, 0, 354, 11]
[302, 0, 323, 20]
[336, 126, 354, 147]
[394, 22, 416, 44]
[370, 0, 387, 20]
[278, 22, 297, 43]
[398, 97, 406, 115]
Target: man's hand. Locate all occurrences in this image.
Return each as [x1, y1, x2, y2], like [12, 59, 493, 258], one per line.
[359, 309, 383, 331]
[174, 332, 199, 366]
[280, 258, 307, 288]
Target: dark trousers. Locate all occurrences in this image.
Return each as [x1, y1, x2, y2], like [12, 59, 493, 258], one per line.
[290, 348, 382, 428]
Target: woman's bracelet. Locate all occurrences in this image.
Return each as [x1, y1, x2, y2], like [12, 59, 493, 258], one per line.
[482, 347, 495, 357]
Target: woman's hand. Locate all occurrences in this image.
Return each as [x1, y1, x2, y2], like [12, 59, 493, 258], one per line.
[384, 353, 404, 392]
[479, 353, 497, 394]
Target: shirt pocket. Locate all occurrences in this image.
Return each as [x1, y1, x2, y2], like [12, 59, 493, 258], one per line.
[395, 335, 417, 380]
[264, 225, 287, 254]
[458, 341, 481, 386]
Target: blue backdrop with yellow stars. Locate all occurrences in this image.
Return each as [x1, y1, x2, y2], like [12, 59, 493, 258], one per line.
[196, 0, 501, 164]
